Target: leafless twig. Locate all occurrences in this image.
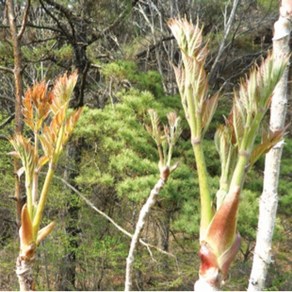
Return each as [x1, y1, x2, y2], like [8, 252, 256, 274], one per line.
[56, 176, 176, 260]
[0, 113, 15, 129]
[209, 0, 240, 82]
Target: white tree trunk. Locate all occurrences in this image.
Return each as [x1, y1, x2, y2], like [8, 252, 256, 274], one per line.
[125, 177, 166, 291]
[248, 2, 291, 291]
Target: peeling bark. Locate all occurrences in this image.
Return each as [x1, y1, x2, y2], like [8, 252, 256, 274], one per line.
[16, 256, 35, 291]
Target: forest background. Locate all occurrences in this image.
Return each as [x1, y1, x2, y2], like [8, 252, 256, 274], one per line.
[0, 0, 291, 291]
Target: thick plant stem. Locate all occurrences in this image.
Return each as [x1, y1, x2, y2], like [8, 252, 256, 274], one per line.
[125, 177, 166, 291]
[192, 143, 212, 239]
[33, 123, 64, 233]
[32, 163, 55, 234]
[228, 152, 248, 195]
[16, 256, 35, 291]
[248, 4, 291, 290]
[195, 153, 248, 291]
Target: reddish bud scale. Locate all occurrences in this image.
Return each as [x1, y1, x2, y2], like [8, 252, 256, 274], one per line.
[160, 166, 170, 181]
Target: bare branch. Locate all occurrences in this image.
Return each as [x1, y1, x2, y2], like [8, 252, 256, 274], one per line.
[0, 134, 9, 141]
[136, 35, 173, 58]
[0, 65, 14, 74]
[26, 23, 61, 33]
[0, 113, 15, 129]
[88, 0, 140, 44]
[17, 0, 31, 40]
[125, 174, 167, 291]
[56, 176, 176, 259]
[41, 0, 76, 38]
[209, 0, 240, 82]
[39, 0, 71, 40]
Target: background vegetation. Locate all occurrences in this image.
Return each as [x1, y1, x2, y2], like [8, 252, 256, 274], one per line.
[0, 0, 291, 290]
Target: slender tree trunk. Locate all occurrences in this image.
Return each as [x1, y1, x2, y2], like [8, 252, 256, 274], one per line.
[248, 2, 291, 291]
[125, 176, 166, 291]
[7, 1, 34, 290]
[6, 0, 26, 225]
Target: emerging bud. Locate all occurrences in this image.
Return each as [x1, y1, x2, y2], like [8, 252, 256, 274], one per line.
[36, 221, 56, 245]
[19, 204, 35, 259]
[198, 186, 241, 285]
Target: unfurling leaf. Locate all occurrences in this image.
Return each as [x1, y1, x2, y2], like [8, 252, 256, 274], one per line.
[167, 112, 182, 145]
[231, 96, 246, 146]
[50, 72, 78, 114]
[10, 134, 37, 180]
[39, 125, 56, 159]
[147, 109, 162, 146]
[39, 108, 66, 158]
[250, 129, 284, 166]
[63, 108, 83, 145]
[228, 52, 288, 149]
[172, 65, 185, 97]
[36, 221, 56, 245]
[22, 81, 51, 130]
[37, 156, 49, 170]
[202, 92, 220, 135]
[167, 17, 205, 58]
[168, 17, 218, 140]
[214, 125, 236, 174]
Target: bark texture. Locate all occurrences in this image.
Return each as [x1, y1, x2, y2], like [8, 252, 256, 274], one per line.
[248, 2, 291, 291]
[16, 256, 35, 291]
[6, 0, 26, 226]
[125, 176, 166, 291]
